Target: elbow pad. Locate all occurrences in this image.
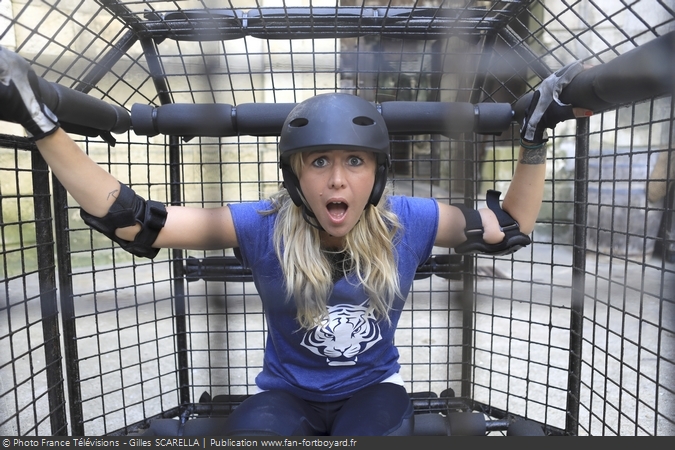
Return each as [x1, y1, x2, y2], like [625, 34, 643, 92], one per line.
[453, 190, 531, 256]
[79, 183, 167, 259]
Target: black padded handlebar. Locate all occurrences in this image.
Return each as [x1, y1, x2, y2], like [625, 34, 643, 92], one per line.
[28, 30, 671, 139]
[130, 101, 514, 138]
[36, 77, 131, 134]
[513, 30, 674, 122]
[560, 30, 674, 110]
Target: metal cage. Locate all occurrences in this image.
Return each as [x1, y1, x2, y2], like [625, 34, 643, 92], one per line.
[0, 0, 673, 437]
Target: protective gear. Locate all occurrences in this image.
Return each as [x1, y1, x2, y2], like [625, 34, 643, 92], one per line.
[0, 46, 60, 140]
[520, 61, 584, 145]
[79, 183, 167, 259]
[278, 93, 391, 210]
[453, 190, 531, 256]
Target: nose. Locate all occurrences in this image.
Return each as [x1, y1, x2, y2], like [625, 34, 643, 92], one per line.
[328, 164, 345, 189]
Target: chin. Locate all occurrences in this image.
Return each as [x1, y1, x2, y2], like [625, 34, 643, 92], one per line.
[318, 220, 356, 240]
[321, 226, 350, 238]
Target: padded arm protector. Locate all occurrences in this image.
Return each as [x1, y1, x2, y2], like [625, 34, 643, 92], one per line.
[453, 190, 531, 256]
[79, 183, 167, 259]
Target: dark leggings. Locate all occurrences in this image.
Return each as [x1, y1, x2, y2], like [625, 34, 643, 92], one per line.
[223, 383, 414, 436]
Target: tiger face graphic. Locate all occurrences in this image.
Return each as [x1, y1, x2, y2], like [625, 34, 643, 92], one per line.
[301, 303, 382, 366]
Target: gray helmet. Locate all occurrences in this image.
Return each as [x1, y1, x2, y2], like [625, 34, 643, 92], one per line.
[279, 93, 391, 208]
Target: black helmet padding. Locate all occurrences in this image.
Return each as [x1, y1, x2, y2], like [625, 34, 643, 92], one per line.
[279, 93, 391, 208]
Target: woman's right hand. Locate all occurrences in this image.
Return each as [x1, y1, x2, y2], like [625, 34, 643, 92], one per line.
[0, 46, 60, 140]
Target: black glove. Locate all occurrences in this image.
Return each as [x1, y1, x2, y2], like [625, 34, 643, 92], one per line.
[0, 46, 60, 140]
[520, 61, 584, 146]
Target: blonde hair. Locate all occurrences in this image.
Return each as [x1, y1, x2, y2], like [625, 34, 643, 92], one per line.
[262, 153, 403, 329]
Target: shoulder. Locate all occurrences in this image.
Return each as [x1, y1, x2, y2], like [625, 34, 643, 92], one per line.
[228, 199, 277, 267]
[229, 199, 275, 222]
[228, 199, 277, 243]
[387, 195, 439, 227]
[380, 195, 439, 272]
[387, 195, 438, 262]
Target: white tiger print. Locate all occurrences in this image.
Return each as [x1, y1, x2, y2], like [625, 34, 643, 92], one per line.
[301, 302, 382, 366]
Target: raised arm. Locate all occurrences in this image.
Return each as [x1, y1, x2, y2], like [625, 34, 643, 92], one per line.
[1, 46, 237, 256]
[35, 130, 238, 252]
[36, 129, 122, 216]
[436, 62, 591, 254]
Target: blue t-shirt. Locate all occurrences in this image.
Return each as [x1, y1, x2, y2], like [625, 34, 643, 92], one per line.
[229, 195, 438, 402]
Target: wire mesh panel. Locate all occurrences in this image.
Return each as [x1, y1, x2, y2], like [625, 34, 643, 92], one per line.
[0, 134, 67, 435]
[0, 0, 673, 437]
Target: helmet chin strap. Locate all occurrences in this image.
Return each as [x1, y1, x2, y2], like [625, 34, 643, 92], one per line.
[301, 204, 326, 232]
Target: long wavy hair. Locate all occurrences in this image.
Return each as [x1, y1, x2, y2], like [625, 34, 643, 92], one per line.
[262, 153, 403, 329]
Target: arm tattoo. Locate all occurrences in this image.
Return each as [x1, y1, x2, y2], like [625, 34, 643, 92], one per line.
[107, 189, 119, 201]
[520, 146, 547, 164]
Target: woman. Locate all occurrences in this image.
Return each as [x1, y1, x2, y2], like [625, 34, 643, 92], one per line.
[0, 46, 588, 435]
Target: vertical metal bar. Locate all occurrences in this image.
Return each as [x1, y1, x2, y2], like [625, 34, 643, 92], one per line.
[36, 28, 139, 435]
[28, 24, 140, 438]
[51, 173, 85, 436]
[30, 149, 68, 435]
[459, 149, 478, 398]
[140, 38, 174, 105]
[566, 117, 590, 435]
[139, 37, 190, 406]
[459, 223, 475, 399]
[169, 136, 190, 408]
[429, 39, 445, 182]
[458, 31, 497, 400]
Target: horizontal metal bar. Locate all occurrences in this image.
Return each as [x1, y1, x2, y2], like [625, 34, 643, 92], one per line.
[139, 7, 502, 41]
[184, 254, 465, 284]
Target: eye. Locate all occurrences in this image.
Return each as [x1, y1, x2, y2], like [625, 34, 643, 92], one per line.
[347, 156, 364, 166]
[311, 156, 328, 168]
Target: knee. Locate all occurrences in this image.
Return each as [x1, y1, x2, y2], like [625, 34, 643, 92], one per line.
[332, 384, 414, 436]
[385, 401, 414, 436]
[224, 391, 322, 436]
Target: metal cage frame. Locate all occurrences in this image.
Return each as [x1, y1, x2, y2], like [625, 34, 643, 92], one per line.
[0, 0, 673, 437]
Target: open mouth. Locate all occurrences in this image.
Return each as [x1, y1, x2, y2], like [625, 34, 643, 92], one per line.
[326, 201, 348, 220]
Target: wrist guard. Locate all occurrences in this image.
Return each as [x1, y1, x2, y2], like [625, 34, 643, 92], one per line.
[80, 183, 167, 259]
[453, 190, 531, 256]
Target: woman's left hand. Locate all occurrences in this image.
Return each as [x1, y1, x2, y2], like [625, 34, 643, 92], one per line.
[520, 61, 593, 146]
